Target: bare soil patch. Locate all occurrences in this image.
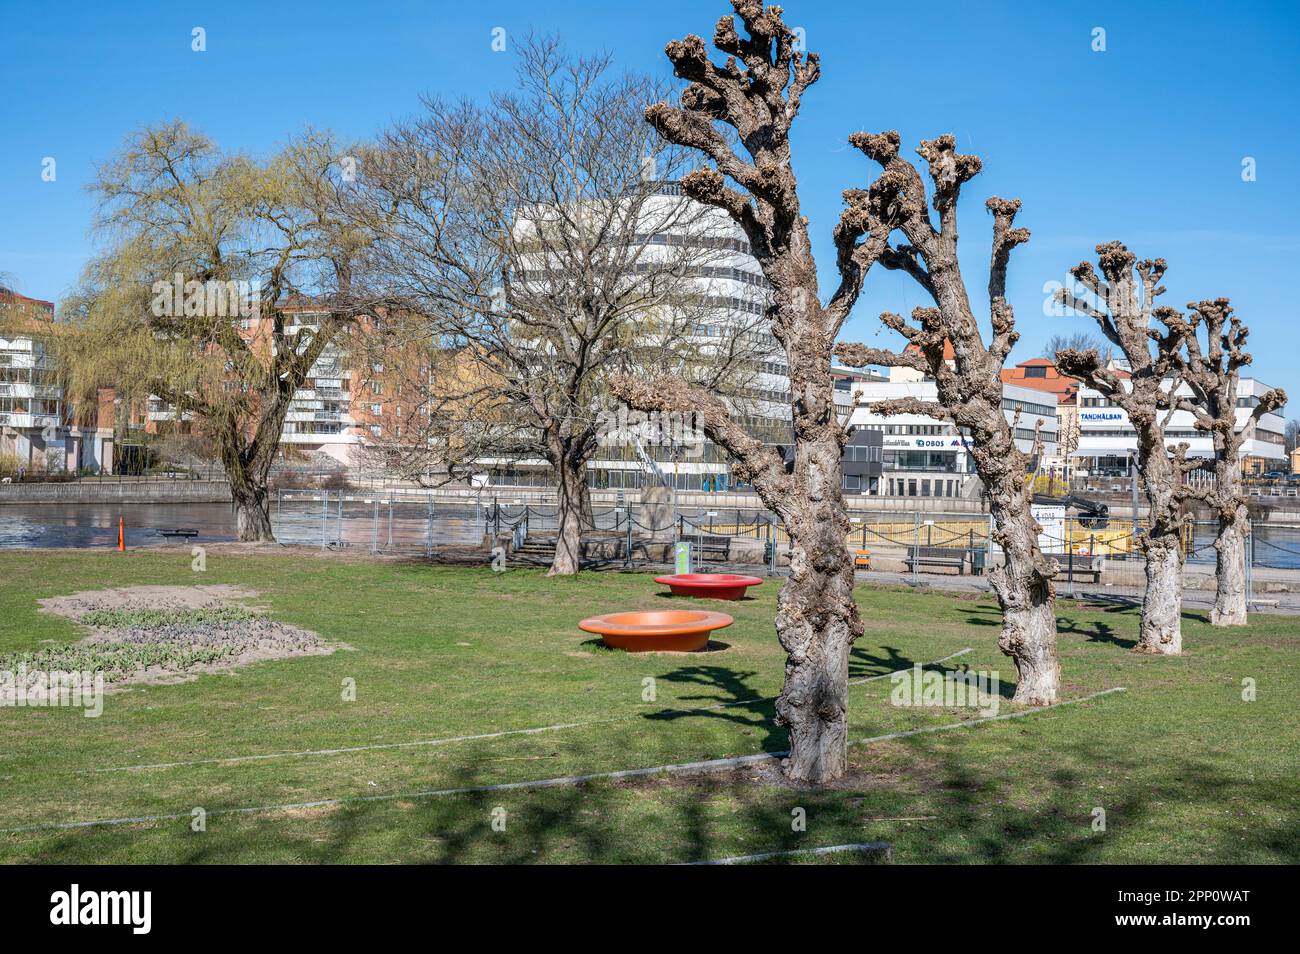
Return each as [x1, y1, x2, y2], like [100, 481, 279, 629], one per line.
[23, 584, 338, 691]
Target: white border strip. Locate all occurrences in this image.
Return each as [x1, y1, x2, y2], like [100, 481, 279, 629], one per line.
[2, 684, 1125, 836]
[87, 649, 975, 775]
[683, 841, 894, 865]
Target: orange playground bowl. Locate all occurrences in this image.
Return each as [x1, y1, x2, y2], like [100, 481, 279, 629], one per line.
[577, 609, 734, 652]
[654, 573, 764, 601]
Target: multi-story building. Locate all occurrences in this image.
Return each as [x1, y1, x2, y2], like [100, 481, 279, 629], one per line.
[146, 305, 392, 468]
[1074, 377, 1286, 476]
[472, 181, 793, 492]
[839, 343, 1059, 499]
[0, 287, 112, 473]
[1000, 356, 1287, 477]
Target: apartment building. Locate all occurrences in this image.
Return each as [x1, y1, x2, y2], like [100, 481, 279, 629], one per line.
[0, 288, 112, 473]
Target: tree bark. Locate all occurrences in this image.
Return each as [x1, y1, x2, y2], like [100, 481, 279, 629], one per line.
[1139, 532, 1184, 653]
[772, 357, 860, 782]
[1212, 477, 1249, 626]
[982, 452, 1060, 705]
[231, 480, 274, 543]
[548, 450, 588, 577]
[1135, 441, 1184, 654]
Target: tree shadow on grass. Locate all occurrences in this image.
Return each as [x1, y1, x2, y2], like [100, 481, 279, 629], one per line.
[1055, 614, 1134, 650]
[849, 644, 915, 680]
[892, 733, 1300, 863]
[21, 716, 1299, 864]
[639, 664, 783, 751]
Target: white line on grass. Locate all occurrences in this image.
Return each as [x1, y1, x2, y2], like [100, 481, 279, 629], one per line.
[683, 841, 894, 865]
[2, 683, 1125, 836]
[87, 648, 975, 775]
[855, 686, 1128, 745]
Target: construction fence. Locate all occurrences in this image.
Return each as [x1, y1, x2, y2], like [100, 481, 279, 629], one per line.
[269, 491, 1300, 606]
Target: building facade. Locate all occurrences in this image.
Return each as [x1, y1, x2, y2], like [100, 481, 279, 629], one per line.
[0, 288, 112, 474]
[1000, 356, 1287, 478]
[1074, 377, 1286, 476]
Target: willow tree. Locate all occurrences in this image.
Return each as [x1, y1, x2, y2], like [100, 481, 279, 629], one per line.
[353, 36, 765, 576]
[1165, 299, 1285, 625]
[612, 1, 908, 782]
[1055, 242, 1191, 654]
[836, 143, 1060, 705]
[59, 121, 374, 540]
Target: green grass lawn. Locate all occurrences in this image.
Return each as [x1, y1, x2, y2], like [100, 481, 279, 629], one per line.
[0, 547, 1295, 863]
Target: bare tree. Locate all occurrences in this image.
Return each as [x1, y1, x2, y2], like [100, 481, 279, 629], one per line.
[354, 37, 766, 575]
[58, 121, 375, 540]
[1044, 331, 1112, 365]
[611, 1, 908, 783]
[1163, 299, 1285, 625]
[836, 149, 1060, 704]
[1054, 242, 1191, 654]
[1285, 419, 1300, 456]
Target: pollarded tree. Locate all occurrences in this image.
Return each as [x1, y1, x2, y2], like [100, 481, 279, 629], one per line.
[1054, 242, 1192, 654]
[835, 141, 1060, 705]
[1164, 298, 1285, 625]
[59, 121, 375, 540]
[612, 1, 907, 783]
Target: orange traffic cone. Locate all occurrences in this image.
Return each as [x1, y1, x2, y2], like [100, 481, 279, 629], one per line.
[117, 516, 125, 552]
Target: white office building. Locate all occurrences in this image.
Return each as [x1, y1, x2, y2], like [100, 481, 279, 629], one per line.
[844, 375, 1058, 499]
[488, 181, 793, 492]
[1074, 376, 1286, 476]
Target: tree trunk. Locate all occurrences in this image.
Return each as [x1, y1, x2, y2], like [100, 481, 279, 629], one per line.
[1138, 532, 1184, 653]
[985, 468, 1060, 705]
[1212, 500, 1249, 626]
[1135, 447, 1184, 654]
[578, 479, 596, 531]
[772, 413, 860, 783]
[548, 452, 587, 577]
[231, 480, 274, 543]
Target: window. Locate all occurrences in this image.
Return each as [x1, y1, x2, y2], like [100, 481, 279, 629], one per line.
[1024, 366, 1047, 378]
[370, 403, 382, 416]
[370, 382, 382, 395]
[369, 425, 381, 437]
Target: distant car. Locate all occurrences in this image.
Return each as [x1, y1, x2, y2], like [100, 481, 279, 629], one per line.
[1286, 473, 1300, 484]
[1263, 471, 1286, 481]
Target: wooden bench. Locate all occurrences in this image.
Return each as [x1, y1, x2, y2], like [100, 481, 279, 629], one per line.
[1054, 552, 1103, 582]
[681, 534, 731, 562]
[904, 545, 968, 575]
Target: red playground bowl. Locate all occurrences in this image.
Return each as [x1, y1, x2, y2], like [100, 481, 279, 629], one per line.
[654, 573, 764, 601]
[578, 610, 733, 652]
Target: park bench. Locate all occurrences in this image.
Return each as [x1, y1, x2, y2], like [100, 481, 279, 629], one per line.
[1053, 552, 1103, 582]
[904, 545, 968, 575]
[681, 533, 732, 562]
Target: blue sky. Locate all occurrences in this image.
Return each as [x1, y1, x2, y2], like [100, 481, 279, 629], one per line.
[2, 0, 1298, 400]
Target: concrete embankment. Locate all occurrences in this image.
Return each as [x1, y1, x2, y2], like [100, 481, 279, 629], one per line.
[0, 480, 232, 505]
